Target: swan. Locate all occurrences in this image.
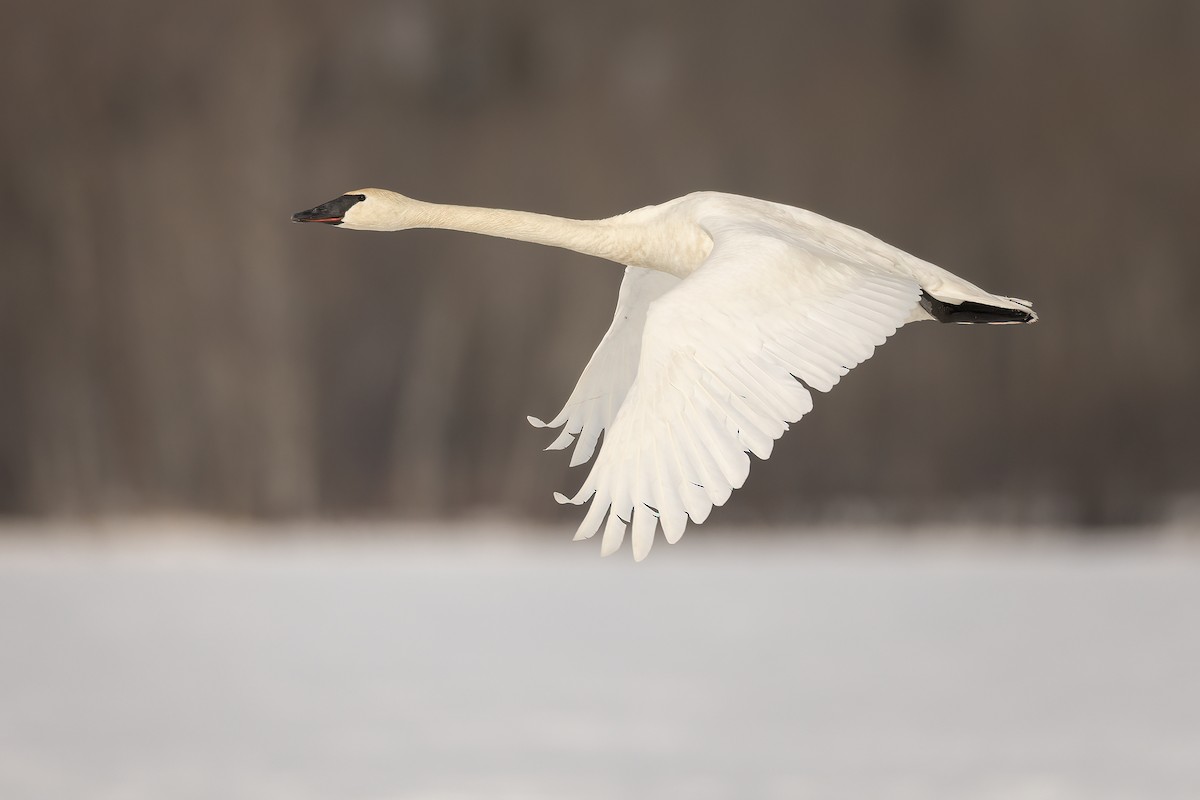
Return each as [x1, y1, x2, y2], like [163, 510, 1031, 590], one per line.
[293, 189, 1036, 560]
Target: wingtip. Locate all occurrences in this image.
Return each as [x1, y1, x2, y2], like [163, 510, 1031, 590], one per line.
[600, 513, 626, 557]
[661, 515, 687, 545]
[545, 428, 575, 451]
[632, 539, 653, 562]
[568, 446, 594, 468]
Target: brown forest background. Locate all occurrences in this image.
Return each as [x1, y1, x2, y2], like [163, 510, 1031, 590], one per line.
[2, 1, 1198, 528]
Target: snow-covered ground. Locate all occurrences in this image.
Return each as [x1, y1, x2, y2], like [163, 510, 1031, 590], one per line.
[0, 522, 1197, 800]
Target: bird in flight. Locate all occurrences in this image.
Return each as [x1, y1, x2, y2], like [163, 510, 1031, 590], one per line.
[293, 190, 1036, 560]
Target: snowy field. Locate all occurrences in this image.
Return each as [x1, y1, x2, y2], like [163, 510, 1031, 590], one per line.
[0, 522, 1197, 800]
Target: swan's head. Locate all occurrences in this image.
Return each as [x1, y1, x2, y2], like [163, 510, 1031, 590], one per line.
[291, 188, 417, 231]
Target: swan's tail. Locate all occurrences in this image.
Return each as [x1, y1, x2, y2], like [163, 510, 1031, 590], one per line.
[919, 291, 1038, 324]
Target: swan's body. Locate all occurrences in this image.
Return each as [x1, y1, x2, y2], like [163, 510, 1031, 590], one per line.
[294, 189, 1036, 560]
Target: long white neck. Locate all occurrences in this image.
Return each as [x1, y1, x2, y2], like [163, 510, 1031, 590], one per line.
[432, 204, 644, 261]
[346, 190, 718, 273]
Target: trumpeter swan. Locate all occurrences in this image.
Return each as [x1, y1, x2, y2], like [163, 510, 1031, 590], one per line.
[293, 189, 1036, 560]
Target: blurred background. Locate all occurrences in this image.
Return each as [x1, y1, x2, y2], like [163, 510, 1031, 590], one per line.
[4, 0, 1199, 527]
[2, 3, 1199, 799]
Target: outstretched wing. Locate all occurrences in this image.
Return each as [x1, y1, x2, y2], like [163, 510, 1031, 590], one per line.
[555, 217, 923, 560]
[528, 267, 681, 466]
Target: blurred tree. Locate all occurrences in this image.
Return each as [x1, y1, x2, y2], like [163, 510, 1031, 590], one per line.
[1, 0, 1198, 526]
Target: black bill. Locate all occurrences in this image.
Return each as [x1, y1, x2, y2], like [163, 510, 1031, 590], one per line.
[291, 194, 366, 224]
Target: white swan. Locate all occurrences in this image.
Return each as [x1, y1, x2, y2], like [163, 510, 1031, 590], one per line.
[293, 189, 1036, 560]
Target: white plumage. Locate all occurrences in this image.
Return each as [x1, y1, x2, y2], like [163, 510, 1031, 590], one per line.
[293, 189, 1036, 560]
